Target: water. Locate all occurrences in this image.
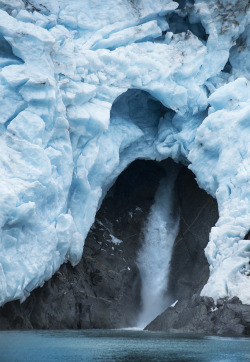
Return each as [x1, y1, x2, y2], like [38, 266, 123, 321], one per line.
[0, 329, 249, 362]
[136, 169, 180, 328]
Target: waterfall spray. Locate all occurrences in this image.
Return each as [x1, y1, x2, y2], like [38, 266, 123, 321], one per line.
[136, 167, 180, 328]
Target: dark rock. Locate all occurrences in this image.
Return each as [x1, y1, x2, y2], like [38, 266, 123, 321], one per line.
[245, 231, 250, 240]
[217, 298, 225, 307]
[167, 167, 219, 300]
[146, 294, 250, 336]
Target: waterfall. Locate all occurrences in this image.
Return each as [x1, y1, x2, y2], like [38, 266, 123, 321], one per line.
[136, 167, 180, 328]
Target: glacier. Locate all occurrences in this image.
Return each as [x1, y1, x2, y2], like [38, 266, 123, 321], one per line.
[0, 0, 249, 307]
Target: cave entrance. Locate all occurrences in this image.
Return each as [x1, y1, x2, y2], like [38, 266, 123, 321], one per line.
[0, 83, 219, 330]
[82, 87, 219, 329]
[83, 158, 219, 328]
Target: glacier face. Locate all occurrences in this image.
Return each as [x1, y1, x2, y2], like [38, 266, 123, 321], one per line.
[0, 0, 249, 306]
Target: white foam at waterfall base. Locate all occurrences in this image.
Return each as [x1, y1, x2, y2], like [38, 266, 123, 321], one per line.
[136, 167, 180, 329]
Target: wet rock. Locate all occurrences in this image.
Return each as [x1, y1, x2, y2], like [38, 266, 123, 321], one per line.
[167, 167, 219, 300]
[146, 295, 250, 336]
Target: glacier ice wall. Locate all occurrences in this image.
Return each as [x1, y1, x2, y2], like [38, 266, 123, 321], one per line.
[0, 0, 249, 305]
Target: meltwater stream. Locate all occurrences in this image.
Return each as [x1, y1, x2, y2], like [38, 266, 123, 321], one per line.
[136, 168, 180, 328]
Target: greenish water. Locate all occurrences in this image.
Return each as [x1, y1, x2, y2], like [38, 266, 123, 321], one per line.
[0, 329, 249, 361]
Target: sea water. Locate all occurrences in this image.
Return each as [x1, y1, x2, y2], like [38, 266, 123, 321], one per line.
[0, 329, 249, 361]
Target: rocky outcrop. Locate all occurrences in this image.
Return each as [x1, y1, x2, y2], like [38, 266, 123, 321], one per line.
[167, 167, 219, 300]
[146, 295, 250, 336]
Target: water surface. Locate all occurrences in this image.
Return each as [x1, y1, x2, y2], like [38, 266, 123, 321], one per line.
[0, 329, 249, 361]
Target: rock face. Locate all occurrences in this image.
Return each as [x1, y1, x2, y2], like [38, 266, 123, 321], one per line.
[168, 166, 219, 300]
[146, 296, 250, 336]
[0, 160, 165, 329]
